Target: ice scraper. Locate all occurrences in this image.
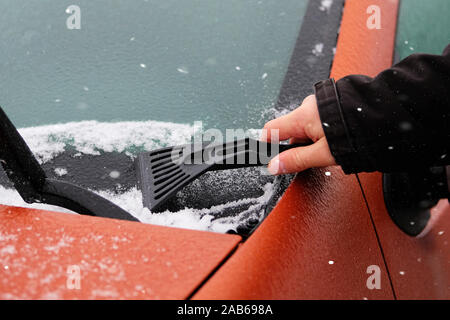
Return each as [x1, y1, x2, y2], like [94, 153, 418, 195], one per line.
[0, 106, 308, 219]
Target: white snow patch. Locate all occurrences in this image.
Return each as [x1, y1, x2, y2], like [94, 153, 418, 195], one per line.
[0, 186, 76, 213]
[319, 0, 333, 12]
[109, 170, 120, 179]
[1, 118, 279, 233]
[0, 180, 276, 234]
[54, 167, 68, 177]
[17, 120, 194, 163]
[177, 67, 189, 74]
[43, 235, 74, 254]
[95, 182, 276, 233]
[40, 292, 62, 300]
[312, 43, 324, 56]
[91, 289, 119, 299]
[0, 245, 16, 255]
[0, 231, 18, 241]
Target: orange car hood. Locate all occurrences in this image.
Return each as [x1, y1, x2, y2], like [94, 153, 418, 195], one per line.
[0, 205, 241, 299]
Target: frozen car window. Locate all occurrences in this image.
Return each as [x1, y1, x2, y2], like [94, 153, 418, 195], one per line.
[0, 0, 310, 233]
[0, 0, 308, 130]
[395, 0, 450, 60]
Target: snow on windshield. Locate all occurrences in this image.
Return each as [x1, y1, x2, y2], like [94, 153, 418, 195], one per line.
[0, 118, 278, 233]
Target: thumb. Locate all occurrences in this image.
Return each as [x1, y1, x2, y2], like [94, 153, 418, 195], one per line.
[267, 138, 335, 174]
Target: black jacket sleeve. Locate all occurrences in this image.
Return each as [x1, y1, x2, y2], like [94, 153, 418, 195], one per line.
[314, 44, 450, 174]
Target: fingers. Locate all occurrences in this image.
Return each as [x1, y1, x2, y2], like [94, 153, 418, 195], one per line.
[267, 138, 336, 174]
[262, 94, 334, 174]
[262, 95, 317, 142]
[262, 112, 304, 142]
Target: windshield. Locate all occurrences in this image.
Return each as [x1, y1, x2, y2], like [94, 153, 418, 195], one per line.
[0, 0, 312, 233]
[395, 0, 450, 60]
[1, 0, 308, 130]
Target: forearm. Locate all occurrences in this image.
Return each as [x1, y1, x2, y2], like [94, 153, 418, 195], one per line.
[315, 45, 450, 173]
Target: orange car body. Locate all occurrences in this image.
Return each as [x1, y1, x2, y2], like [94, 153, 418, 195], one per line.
[0, 0, 448, 300]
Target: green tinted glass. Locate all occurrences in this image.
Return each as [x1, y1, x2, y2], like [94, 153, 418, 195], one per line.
[396, 0, 450, 59]
[0, 0, 308, 130]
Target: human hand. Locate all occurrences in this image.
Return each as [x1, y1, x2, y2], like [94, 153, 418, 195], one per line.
[262, 95, 336, 175]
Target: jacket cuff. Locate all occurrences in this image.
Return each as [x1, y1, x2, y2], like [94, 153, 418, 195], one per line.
[314, 79, 369, 174]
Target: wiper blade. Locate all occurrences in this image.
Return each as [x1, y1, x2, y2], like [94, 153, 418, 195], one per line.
[0, 106, 138, 222]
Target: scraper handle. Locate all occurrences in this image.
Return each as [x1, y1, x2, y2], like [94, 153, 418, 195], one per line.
[207, 138, 312, 169]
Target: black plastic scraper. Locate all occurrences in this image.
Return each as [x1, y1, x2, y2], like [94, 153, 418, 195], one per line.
[136, 138, 309, 212]
[0, 105, 309, 220]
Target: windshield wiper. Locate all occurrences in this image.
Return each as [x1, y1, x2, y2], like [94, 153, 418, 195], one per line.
[0, 106, 138, 222]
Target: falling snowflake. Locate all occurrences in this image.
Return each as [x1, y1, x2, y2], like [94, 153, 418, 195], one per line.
[319, 0, 333, 13]
[54, 167, 68, 177]
[109, 170, 121, 179]
[177, 67, 189, 74]
[312, 43, 324, 57]
[399, 121, 413, 131]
